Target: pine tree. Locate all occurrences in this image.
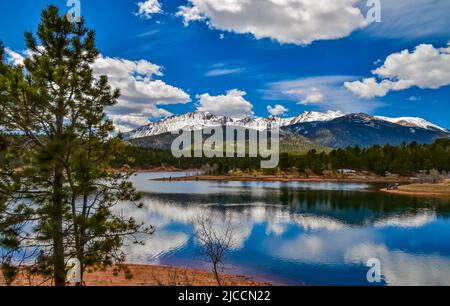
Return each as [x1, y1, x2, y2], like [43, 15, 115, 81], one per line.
[0, 6, 153, 286]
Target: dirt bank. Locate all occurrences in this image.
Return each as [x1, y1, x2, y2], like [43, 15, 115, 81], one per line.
[1, 264, 271, 286]
[381, 180, 450, 197]
[157, 173, 412, 184]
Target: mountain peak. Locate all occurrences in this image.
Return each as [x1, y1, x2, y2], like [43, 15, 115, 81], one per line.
[291, 110, 345, 125]
[174, 111, 216, 120]
[375, 116, 447, 132]
[124, 110, 447, 140]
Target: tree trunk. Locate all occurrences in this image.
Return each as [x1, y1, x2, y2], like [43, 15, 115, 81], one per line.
[52, 163, 66, 286]
[52, 101, 66, 286]
[213, 263, 222, 286]
[77, 193, 89, 286]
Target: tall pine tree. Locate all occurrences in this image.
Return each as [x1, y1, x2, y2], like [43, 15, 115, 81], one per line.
[0, 6, 153, 286]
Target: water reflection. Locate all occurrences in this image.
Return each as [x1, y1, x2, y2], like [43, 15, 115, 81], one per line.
[120, 172, 450, 286]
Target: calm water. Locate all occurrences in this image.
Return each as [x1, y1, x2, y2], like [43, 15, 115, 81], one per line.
[120, 172, 450, 286]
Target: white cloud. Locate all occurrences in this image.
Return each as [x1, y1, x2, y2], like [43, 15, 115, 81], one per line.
[176, 0, 368, 45]
[4, 48, 25, 65]
[108, 108, 173, 133]
[94, 56, 163, 80]
[265, 76, 380, 113]
[205, 67, 244, 77]
[277, 86, 326, 105]
[176, 5, 205, 26]
[407, 96, 422, 102]
[345, 78, 409, 99]
[3, 48, 190, 132]
[135, 0, 163, 19]
[205, 61, 249, 77]
[196, 89, 254, 118]
[374, 42, 450, 88]
[4, 46, 45, 66]
[345, 42, 450, 98]
[93, 56, 191, 131]
[267, 104, 289, 116]
[299, 88, 324, 105]
[136, 29, 160, 38]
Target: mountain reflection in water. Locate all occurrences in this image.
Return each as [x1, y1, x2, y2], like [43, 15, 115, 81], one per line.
[117, 172, 450, 286]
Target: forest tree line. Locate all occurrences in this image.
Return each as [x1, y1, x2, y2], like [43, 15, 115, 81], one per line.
[117, 139, 450, 176]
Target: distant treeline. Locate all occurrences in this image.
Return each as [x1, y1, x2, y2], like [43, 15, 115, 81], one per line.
[280, 139, 450, 176]
[114, 145, 263, 172]
[116, 139, 450, 176]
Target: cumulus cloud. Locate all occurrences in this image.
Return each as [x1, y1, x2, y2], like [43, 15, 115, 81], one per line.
[265, 76, 380, 113]
[176, 5, 205, 26]
[108, 109, 173, 133]
[4, 46, 46, 66]
[176, 0, 368, 45]
[4, 48, 191, 132]
[345, 42, 450, 99]
[93, 56, 191, 131]
[267, 104, 289, 116]
[196, 89, 254, 118]
[4, 48, 25, 65]
[345, 78, 409, 99]
[135, 0, 163, 19]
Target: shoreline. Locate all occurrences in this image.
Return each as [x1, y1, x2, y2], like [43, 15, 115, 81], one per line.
[154, 174, 412, 184]
[381, 181, 450, 197]
[130, 167, 199, 173]
[2, 264, 272, 286]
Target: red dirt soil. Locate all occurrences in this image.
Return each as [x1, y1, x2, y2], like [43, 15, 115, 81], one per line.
[1, 264, 271, 286]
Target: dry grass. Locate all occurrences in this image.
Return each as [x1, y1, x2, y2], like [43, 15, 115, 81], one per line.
[0, 264, 271, 286]
[162, 173, 411, 184]
[382, 180, 450, 197]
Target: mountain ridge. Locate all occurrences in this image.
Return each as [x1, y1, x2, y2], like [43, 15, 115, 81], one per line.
[282, 113, 450, 148]
[124, 111, 448, 140]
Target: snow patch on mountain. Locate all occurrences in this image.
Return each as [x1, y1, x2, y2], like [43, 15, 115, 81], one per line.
[375, 116, 447, 132]
[124, 111, 447, 140]
[125, 111, 346, 139]
[290, 111, 345, 125]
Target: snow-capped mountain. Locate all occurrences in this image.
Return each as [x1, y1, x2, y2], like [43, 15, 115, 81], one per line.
[124, 111, 448, 140]
[125, 111, 346, 139]
[127, 112, 224, 139]
[375, 116, 447, 132]
[126, 112, 275, 139]
[289, 111, 345, 125]
[282, 113, 450, 148]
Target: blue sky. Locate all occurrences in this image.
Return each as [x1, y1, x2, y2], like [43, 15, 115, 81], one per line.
[1, 0, 450, 131]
